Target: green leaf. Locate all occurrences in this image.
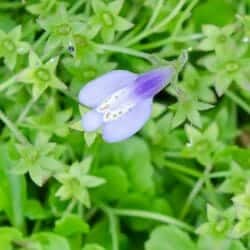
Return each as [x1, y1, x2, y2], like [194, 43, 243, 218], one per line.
[55, 214, 89, 236]
[32, 232, 70, 250]
[145, 225, 197, 250]
[115, 16, 133, 31]
[4, 52, 16, 71]
[25, 199, 51, 220]
[231, 220, 250, 238]
[84, 132, 98, 147]
[93, 166, 128, 201]
[69, 120, 84, 132]
[0, 145, 26, 231]
[0, 227, 23, 249]
[92, 0, 107, 14]
[193, 0, 235, 28]
[8, 25, 21, 40]
[109, 0, 124, 14]
[198, 235, 245, 250]
[29, 50, 42, 67]
[83, 244, 105, 250]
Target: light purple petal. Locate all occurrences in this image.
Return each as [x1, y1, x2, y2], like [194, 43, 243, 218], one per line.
[133, 66, 174, 99]
[102, 98, 153, 143]
[79, 70, 137, 108]
[81, 111, 103, 132]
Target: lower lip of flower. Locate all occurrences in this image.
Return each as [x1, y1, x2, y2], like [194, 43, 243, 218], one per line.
[96, 87, 136, 122]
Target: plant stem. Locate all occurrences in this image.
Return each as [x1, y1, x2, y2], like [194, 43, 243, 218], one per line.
[0, 73, 23, 93]
[0, 109, 29, 145]
[204, 177, 221, 208]
[64, 199, 77, 216]
[173, 173, 195, 187]
[210, 171, 229, 179]
[34, 32, 49, 50]
[135, 33, 204, 50]
[123, 0, 187, 47]
[69, 0, 86, 14]
[0, 2, 24, 9]
[163, 160, 202, 178]
[112, 208, 195, 233]
[32, 221, 41, 234]
[118, 19, 148, 45]
[95, 44, 158, 64]
[164, 159, 228, 180]
[171, 0, 199, 37]
[101, 205, 119, 250]
[179, 164, 213, 219]
[145, 0, 164, 29]
[226, 89, 250, 114]
[17, 96, 39, 124]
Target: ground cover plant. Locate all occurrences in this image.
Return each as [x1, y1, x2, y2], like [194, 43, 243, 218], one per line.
[0, 0, 250, 249]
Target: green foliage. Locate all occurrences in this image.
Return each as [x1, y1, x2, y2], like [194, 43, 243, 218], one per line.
[20, 51, 67, 99]
[0, 0, 250, 249]
[145, 225, 196, 250]
[55, 157, 105, 208]
[54, 214, 89, 236]
[12, 133, 64, 186]
[0, 26, 29, 70]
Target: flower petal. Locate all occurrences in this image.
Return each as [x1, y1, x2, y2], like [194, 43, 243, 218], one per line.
[78, 70, 137, 108]
[81, 111, 103, 132]
[133, 66, 174, 99]
[102, 98, 152, 143]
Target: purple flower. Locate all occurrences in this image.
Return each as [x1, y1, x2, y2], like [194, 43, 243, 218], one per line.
[78, 67, 174, 143]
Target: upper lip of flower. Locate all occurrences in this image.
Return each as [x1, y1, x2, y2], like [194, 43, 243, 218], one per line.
[78, 67, 174, 143]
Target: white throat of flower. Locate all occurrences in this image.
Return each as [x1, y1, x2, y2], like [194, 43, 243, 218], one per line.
[96, 88, 136, 122]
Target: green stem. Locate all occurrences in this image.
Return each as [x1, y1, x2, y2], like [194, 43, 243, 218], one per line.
[226, 89, 250, 114]
[95, 44, 158, 64]
[173, 173, 195, 187]
[63, 199, 77, 216]
[210, 171, 229, 179]
[123, 0, 187, 46]
[34, 32, 49, 50]
[145, 0, 164, 29]
[101, 205, 119, 250]
[32, 221, 42, 234]
[77, 202, 84, 219]
[112, 208, 195, 233]
[0, 2, 23, 9]
[0, 73, 23, 93]
[17, 95, 40, 124]
[180, 164, 213, 219]
[163, 160, 202, 178]
[118, 19, 148, 45]
[164, 159, 228, 180]
[135, 33, 204, 50]
[0, 109, 29, 145]
[204, 178, 221, 208]
[69, 0, 86, 14]
[126, 4, 141, 21]
[171, 0, 199, 37]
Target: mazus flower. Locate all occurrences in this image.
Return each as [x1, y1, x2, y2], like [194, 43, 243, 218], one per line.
[78, 67, 174, 143]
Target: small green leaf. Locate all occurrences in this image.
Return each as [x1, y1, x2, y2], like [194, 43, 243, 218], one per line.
[93, 166, 128, 201]
[25, 199, 51, 220]
[32, 232, 70, 250]
[55, 214, 89, 236]
[82, 244, 105, 250]
[84, 132, 97, 147]
[145, 225, 197, 250]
